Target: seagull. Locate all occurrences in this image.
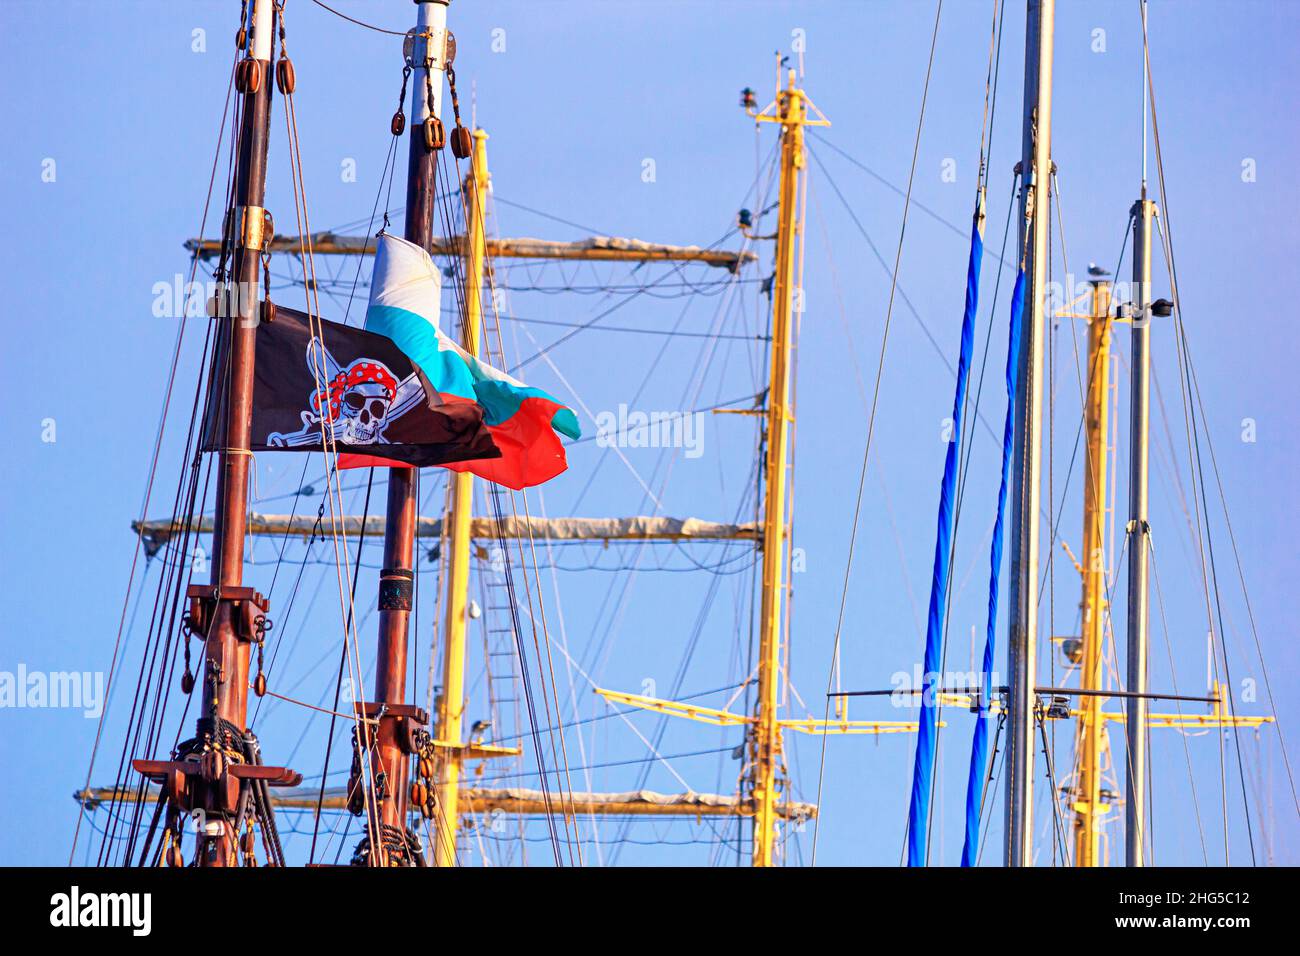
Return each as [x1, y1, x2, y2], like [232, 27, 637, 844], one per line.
[1087, 262, 1110, 278]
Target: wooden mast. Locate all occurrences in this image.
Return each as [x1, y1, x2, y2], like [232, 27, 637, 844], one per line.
[128, 0, 302, 869]
[190, 0, 277, 868]
[365, 0, 450, 865]
[205, 0, 272, 740]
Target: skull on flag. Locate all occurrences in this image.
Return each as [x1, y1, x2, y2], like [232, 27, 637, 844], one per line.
[267, 337, 423, 448]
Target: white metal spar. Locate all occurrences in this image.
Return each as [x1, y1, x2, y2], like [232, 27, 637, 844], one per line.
[1005, 0, 1055, 868]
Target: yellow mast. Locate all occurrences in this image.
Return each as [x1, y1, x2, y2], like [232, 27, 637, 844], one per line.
[1072, 278, 1113, 867]
[433, 127, 491, 868]
[747, 68, 822, 868]
[1053, 266, 1272, 865]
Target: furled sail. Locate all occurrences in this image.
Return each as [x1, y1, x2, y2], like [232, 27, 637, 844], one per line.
[905, 200, 985, 866]
[960, 267, 1026, 867]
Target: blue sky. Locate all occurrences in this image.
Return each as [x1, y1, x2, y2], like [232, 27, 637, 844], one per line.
[1, 0, 1296, 866]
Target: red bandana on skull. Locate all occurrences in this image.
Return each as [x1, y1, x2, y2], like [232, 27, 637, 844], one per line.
[312, 361, 398, 423]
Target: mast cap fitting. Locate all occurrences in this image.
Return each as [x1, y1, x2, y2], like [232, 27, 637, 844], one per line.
[405, 24, 453, 71]
[224, 205, 274, 253]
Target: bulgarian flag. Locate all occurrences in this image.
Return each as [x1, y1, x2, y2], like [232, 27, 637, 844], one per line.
[363, 233, 581, 490]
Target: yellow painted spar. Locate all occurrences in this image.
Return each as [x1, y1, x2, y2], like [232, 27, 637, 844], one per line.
[1080, 682, 1274, 730]
[434, 128, 493, 868]
[595, 688, 933, 736]
[745, 70, 828, 868]
[1074, 279, 1114, 868]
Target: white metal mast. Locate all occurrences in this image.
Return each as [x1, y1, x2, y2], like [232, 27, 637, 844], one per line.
[1005, 0, 1055, 867]
[1126, 0, 1156, 866]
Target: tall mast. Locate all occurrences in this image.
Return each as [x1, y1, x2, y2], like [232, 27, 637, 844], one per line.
[127, 0, 304, 868]
[433, 126, 490, 867]
[750, 67, 806, 868]
[1073, 277, 1113, 867]
[1125, 194, 1155, 866]
[194, 0, 276, 868]
[1005, 0, 1055, 867]
[1124, 0, 1155, 866]
[367, 0, 449, 861]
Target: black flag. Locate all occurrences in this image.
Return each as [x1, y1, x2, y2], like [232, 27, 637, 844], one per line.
[204, 306, 500, 468]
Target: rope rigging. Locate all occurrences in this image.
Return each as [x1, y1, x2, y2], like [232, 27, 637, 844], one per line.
[811, 0, 944, 866]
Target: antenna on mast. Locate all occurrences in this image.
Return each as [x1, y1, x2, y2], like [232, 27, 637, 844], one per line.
[1140, 0, 1149, 198]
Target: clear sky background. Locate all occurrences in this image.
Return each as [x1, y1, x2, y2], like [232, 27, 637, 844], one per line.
[1, 0, 1296, 867]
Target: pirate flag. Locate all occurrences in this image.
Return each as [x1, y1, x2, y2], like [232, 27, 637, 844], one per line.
[204, 306, 500, 469]
[365, 233, 582, 489]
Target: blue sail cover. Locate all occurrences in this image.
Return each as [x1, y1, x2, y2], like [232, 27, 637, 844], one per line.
[959, 268, 1027, 867]
[905, 211, 984, 867]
